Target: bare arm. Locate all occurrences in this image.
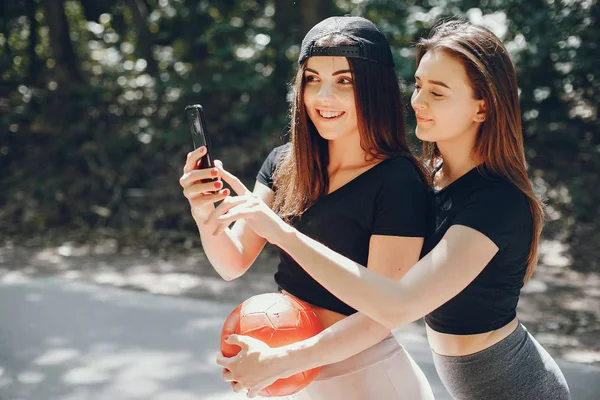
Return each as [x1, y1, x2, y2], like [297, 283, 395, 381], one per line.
[180, 147, 273, 281]
[277, 312, 388, 376]
[278, 235, 423, 375]
[197, 181, 273, 280]
[274, 225, 498, 329]
[278, 235, 423, 373]
[218, 235, 424, 389]
[211, 163, 496, 331]
[212, 165, 438, 394]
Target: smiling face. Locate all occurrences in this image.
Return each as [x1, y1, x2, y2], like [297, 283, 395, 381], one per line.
[411, 49, 485, 146]
[302, 56, 359, 142]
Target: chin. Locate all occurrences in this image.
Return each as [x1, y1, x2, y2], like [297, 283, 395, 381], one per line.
[415, 128, 429, 141]
[416, 126, 442, 142]
[315, 129, 343, 141]
[317, 133, 339, 141]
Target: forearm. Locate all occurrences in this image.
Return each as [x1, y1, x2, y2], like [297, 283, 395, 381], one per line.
[195, 212, 255, 280]
[187, 178, 273, 281]
[278, 312, 391, 377]
[274, 226, 496, 330]
[275, 229, 414, 329]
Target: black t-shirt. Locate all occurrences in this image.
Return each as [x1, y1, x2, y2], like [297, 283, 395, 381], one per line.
[421, 165, 533, 334]
[257, 143, 431, 315]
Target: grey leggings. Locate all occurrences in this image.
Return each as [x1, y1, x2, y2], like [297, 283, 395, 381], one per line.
[432, 323, 571, 399]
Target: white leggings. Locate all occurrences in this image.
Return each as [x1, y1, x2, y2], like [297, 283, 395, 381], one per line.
[292, 334, 434, 400]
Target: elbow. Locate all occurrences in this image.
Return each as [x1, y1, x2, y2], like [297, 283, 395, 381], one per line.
[218, 268, 245, 281]
[215, 262, 252, 281]
[220, 272, 240, 282]
[378, 283, 416, 330]
[209, 246, 258, 281]
[378, 306, 409, 330]
[381, 317, 400, 331]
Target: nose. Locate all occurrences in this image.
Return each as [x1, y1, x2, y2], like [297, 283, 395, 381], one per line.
[316, 83, 334, 102]
[411, 90, 426, 110]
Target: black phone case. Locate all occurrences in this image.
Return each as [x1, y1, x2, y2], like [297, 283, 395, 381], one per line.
[185, 104, 215, 170]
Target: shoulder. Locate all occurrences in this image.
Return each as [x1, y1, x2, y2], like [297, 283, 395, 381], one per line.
[261, 142, 291, 172]
[456, 171, 533, 240]
[370, 156, 431, 236]
[469, 173, 529, 212]
[257, 143, 291, 189]
[376, 156, 429, 189]
[267, 142, 291, 164]
[372, 156, 431, 206]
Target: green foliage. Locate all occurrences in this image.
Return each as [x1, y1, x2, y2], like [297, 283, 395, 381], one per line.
[1, 0, 599, 270]
[467, 0, 600, 270]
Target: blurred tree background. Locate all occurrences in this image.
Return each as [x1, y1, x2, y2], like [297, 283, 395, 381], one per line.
[1, 0, 598, 271]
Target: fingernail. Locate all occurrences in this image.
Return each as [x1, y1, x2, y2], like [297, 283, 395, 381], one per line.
[214, 181, 222, 189]
[200, 146, 206, 152]
[211, 169, 218, 177]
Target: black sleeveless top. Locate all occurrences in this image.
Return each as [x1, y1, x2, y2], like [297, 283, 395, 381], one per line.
[421, 166, 533, 334]
[257, 144, 431, 315]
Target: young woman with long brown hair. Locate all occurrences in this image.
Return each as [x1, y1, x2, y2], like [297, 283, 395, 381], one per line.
[180, 16, 434, 399]
[211, 20, 571, 399]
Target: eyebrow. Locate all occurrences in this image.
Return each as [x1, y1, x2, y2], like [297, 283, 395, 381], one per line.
[306, 68, 352, 76]
[415, 75, 451, 89]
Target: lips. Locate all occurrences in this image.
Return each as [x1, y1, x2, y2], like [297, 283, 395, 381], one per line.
[317, 109, 345, 119]
[416, 115, 433, 123]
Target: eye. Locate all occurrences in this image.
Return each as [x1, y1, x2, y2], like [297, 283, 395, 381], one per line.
[431, 91, 443, 98]
[304, 75, 319, 83]
[414, 83, 421, 91]
[338, 77, 353, 85]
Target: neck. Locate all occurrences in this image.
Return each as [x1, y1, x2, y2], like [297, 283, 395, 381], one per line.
[437, 131, 479, 184]
[327, 133, 369, 171]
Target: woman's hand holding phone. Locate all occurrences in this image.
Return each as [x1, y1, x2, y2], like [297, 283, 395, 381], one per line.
[179, 146, 230, 221]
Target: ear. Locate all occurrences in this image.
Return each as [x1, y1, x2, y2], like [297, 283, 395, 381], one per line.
[473, 99, 486, 123]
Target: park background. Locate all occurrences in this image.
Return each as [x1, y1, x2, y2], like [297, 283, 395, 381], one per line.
[1, 0, 599, 386]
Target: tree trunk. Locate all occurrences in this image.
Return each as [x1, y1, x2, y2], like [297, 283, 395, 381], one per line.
[300, 0, 331, 34]
[1, 2, 15, 84]
[270, 0, 334, 111]
[43, 0, 81, 84]
[271, 0, 302, 108]
[27, 0, 42, 83]
[123, 0, 159, 75]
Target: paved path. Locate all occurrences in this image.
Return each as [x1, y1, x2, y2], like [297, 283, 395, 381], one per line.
[0, 270, 598, 399]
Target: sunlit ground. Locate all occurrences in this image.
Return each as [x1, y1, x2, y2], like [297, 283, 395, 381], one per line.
[0, 270, 355, 399]
[1, 237, 599, 367]
[0, 273, 265, 399]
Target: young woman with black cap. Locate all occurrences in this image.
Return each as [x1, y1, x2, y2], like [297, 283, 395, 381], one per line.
[209, 20, 572, 400]
[180, 16, 435, 399]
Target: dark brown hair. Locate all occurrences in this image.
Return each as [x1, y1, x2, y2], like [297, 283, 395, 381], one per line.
[272, 34, 428, 220]
[416, 20, 544, 282]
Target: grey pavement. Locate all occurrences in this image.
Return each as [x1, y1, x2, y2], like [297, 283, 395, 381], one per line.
[0, 269, 598, 400]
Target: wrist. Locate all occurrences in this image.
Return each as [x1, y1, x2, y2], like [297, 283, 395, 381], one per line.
[270, 222, 298, 249]
[191, 205, 214, 224]
[269, 347, 299, 379]
[275, 338, 320, 378]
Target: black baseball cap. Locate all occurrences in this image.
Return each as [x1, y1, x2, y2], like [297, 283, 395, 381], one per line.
[298, 16, 394, 66]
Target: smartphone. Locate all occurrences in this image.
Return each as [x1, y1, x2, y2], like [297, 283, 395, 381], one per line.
[185, 104, 220, 192]
[185, 104, 215, 170]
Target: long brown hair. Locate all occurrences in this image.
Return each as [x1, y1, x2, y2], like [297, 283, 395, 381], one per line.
[272, 34, 428, 220]
[416, 20, 544, 282]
